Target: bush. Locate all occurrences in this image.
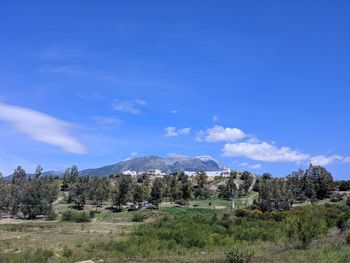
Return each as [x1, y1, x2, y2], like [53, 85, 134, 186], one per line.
[285, 206, 327, 249]
[251, 209, 263, 219]
[89, 210, 97, 218]
[61, 210, 91, 223]
[226, 246, 253, 263]
[45, 209, 58, 221]
[132, 212, 148, 222]
[62, 246, 73, 258]
[234, 209, 250, 218]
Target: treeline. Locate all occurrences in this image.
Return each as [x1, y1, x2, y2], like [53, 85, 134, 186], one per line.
[61, 166, 194, 210]
[0, 166, 59, 219]
[253, 165, 334, 212]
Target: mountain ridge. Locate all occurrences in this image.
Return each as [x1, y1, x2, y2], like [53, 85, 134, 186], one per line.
[79, 155, 224, 176]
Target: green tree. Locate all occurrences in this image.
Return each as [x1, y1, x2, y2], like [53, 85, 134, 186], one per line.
[219, 173, 237, 200]
[0, 179, 10, 215]
[194, 172, 209, 199]
[170, 175, 181, 202]
[111, 174, 133, 210]
[34, 165, 43, 179]
[261, 172, 272, 180]
[10, 166, 27, 215]
[61, 168, 71, 191]
[69, 176, 88, 209]
[19, 180, 52, 219]
[180, 174, 192, 203]
[150, 178, 164, 206]
[241, 171, 253, 194]
[89, 176, 110, 211]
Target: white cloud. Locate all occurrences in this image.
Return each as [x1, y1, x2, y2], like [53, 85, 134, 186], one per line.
[0, 102, 87, 154]
[344, 157, 350, 163]
[212, 115, 219, 122]
[310, 155, 343, 166]
[178, 127, 191, 135]
[112, 99, 146, 114]
[164, 127, 191, 137]
[238, 162, 249, 167]
[223, 141, 309, 163]
[250, 164, 262, 169]
[164, 127, 178, 137]
[130, 151, 138, 156]
[170, 110, 179, 114]
[196, 125, 246, 143]
[238, 162, 262, 170]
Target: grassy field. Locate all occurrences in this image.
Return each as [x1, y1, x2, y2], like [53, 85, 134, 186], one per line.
[1, 194, 350, 263]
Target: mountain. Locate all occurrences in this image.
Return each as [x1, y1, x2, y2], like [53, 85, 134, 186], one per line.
[79, 155, 224, 176]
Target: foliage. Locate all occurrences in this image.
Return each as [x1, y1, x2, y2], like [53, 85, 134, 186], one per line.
[89, 208, 283, 258]
[219, 173, 237, 199]
[285, 206, 327, 249]
[61, 210, 91, 223]
[226, 246, 253, 263]
[132, 211, 148, 222]
[151, 177, 164, 206]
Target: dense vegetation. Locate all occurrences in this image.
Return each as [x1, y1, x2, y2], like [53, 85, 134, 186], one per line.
[1, 164, 350, 262]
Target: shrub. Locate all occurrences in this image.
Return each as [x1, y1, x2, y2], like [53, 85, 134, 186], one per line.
[285, 206, 327, 249]
[234, 209, 250, 218]
[62, 246, 73, 258]
[251, 209, 263, 219]
[226, 246, 253, 263]
[61, 210, 91, 223]
[132, 212, 148, 222]
[45, 209, 58, 221]
[89, 210, 97, 218]
[269, 210, 284, 221]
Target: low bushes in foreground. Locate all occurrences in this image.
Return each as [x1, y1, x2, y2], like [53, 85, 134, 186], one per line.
[88, 208, 283, 257]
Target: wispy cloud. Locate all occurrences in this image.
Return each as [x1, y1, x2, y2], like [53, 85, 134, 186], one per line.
[238, 162, 262, 170]
[0, 102, 87, 154]
[164, 126, 191, 137]
[92, 116, 121, 128]
[112, 99, 146, 114]
[212, 115, 219, 122]
[310, 155, 344, 166]
[196, 125, 246, 143]
[164, 127, 178, 137]
[223, 141, 309, 163]
[170, 110, 179, 114]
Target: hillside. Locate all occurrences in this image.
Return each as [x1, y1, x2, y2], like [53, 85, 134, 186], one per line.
[79, 155, 224, 176]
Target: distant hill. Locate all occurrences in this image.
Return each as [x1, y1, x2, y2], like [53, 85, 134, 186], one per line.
[79, 155, 224, 176]
[4, 155, 225, 179]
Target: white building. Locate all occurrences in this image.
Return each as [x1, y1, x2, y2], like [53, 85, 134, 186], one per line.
[147, 169, 164, 177]
[184, 167, 232, 177]
[122, 170, 138, 177]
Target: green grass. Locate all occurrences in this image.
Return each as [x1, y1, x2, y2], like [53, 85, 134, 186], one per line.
[2, 200, 350, 263]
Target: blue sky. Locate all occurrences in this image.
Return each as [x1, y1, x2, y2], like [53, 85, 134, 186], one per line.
[1, 1, 350, 178]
